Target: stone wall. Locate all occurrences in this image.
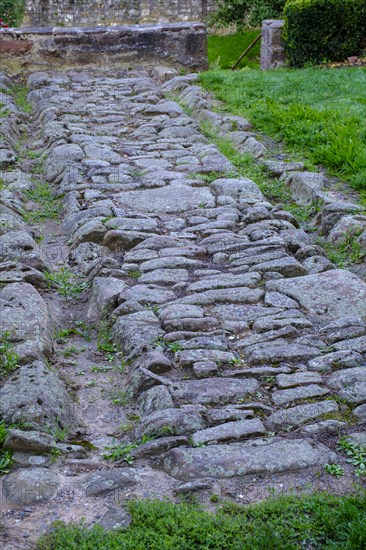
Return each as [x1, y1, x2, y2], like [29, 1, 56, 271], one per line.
[24, 0, 217, 26]
[0, 23, 208, 71]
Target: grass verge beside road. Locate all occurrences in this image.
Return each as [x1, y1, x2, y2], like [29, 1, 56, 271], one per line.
[200, 67, 366, 193]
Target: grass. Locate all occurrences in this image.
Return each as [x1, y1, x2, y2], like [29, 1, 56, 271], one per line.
[0, 331, 20, 379]
[317, 234, 365, 268]
[38, 491, 366, 549]
[23, 182, 61, 223]
[44, 268, 90, 299]
[200, 67, 366, 192]
[12, 84, 32, 114]
[208, 30, 261, 70]
[0, 421, 13, 475]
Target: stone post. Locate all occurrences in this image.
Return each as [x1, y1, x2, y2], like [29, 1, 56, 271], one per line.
[260, 19, 286, 70]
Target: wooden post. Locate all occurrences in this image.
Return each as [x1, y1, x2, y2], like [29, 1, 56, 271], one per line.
[231, 32, 261, 71]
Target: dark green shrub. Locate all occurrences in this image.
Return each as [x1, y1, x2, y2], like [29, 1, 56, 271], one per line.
[0, 0, 25, 26]
[210, 0, 286, 28]
[284, 0, 366, 67]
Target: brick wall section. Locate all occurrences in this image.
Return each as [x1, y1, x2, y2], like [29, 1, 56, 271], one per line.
[24, 0, 217, 26]
[0, 23, 208, 71]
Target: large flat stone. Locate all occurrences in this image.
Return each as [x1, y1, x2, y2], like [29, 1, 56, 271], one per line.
[0, 282, 52, 361]
[327, 367, 366, 405]
[266, 270, 366, 320]
[192, 418, 266, 446]
[0, 361, 78, 430]
[155, 438, 336, 481]
[171, 378, 259, 405]
[114, 184, 215, 213]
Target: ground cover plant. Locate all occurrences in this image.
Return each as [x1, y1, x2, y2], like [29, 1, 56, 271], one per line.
[200, 66, 366, 192]
[38, 491, 366, 549]
[208, 30, 261, 69]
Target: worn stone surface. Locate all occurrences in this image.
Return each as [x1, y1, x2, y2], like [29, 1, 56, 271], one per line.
[0, 361, 78, 430]
[2, 468, 60, 505]
[155, 438, 336, 480]
[266, 270, 366, 320]
[0, 67, 364, 542]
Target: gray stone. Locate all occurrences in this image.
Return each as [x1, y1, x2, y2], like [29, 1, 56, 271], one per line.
[328, 215, 366, 246]
[186, 272, 261, 293]
[249, 257, 307, 277]
[272, 384, 329, 406]
[193, 361, 219, 378]
[266, 270, 366, 320]
[276, 372, 323, 388]
[3, 429, 57, 453]
[113, 310, 164, 358]
[333, 335, 366, 354]
[139, 269, 189, 285]
[155, 438, 335, 481]
[178, 287, 264, 306]
[266, 400, 339, 429]
[177, 349, 235, 368]
[308, 351, 363, 372]
[116, 184, 215, 213]
[246, 341, 319, 366]
[88, 277, 126, 319]
[301, 420, 347, 434]
[117, 284, 176, 306]
[137, 385, 174, 416]
[99, 507, 132, 530]
[73, 219, 107, 246]
[2, 468, 60, 505]
[137, 351, 172, 374]
[327, 367, 366, 405]
[82, 469, 139, 497]
[0, 282, 52, 360]
[192, 418, 266, 446]
[284, 171, 325, 205]
[131, 436, 188, 458]
[210, 178, 264, 204]
[264, 291, 299, 309]
[171, 378, 259, 405]
[137, 405, 206, 437]
[0, 361, 78, 430]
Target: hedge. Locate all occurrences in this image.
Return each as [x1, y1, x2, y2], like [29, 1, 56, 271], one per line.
[0, 0, 25, 26]
[284, 0, 366, 67]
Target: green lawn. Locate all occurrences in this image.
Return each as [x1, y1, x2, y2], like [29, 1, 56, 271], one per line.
[208, 30, 261, 70]
[38, 492, 366, 549]
[200, 67, 366, 192]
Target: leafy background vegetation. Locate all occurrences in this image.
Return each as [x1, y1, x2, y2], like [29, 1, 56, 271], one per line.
[211, 0, 286, 28]
[0, 0, 25, 26]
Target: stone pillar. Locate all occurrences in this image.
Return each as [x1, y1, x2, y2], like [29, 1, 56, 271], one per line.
[260, 19, 286, 70]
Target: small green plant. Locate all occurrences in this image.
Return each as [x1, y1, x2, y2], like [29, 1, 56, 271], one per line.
[0, 0, 26, 27]
[0, 331, 19, 378]
[23, 182, 61, 222]
[339, 437, 366, 477]
[63, 345, 80, 358]
[127, 270, 141, 279]
[97, 323, 118, 354]
[108, 389, 131, 406]
[154, 336, 182, 353]
[46, 417, 70, 443]
[103, 440, 138, 463]
[324, 464, 345, 477]
[229, 358, 242, 368]
[210, 494, 220, 503]
[318, 233, 365, 268]
[0, 451, 13, 474]
[44, 268, 90, 299]
[50, 448, 63, 463]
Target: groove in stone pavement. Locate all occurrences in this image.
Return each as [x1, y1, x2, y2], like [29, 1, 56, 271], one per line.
[0, 69, 366, 536]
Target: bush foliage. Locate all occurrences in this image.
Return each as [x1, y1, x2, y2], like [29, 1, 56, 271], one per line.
[284, 0, 366, 67]
[210, 0, 286, 28]
[0, 0, 25, 26]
